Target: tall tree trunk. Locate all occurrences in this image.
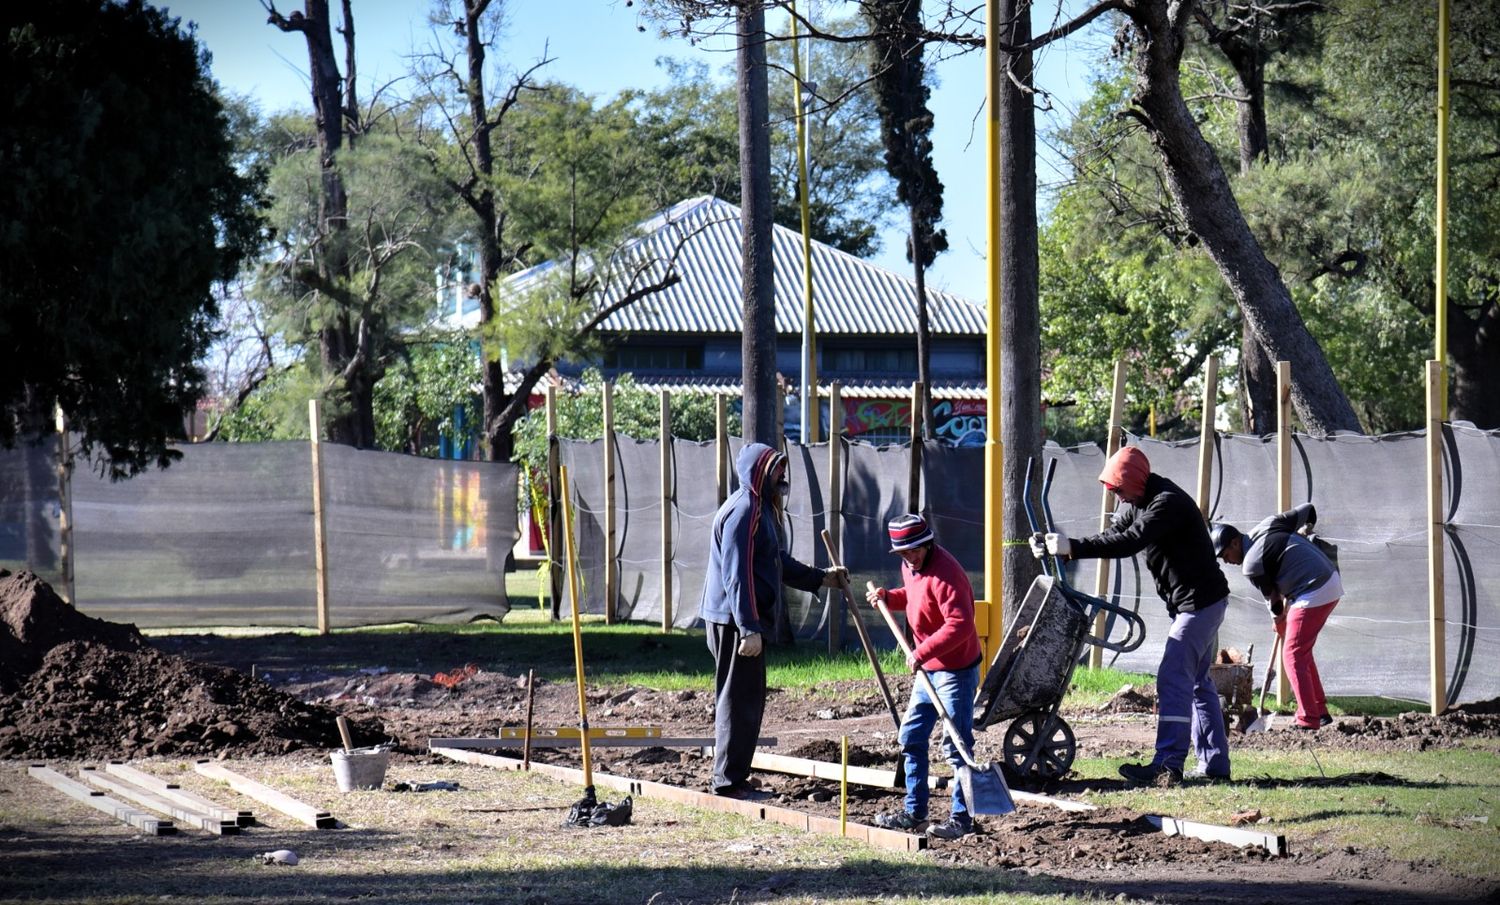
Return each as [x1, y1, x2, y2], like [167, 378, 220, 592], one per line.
[1128, 0, 1360, 435]
[271, 0, 369, 446]
[998, 0, 1042, 615]
[1238, 320, 1277, 434]
[738, 1, 777, 446]
[910, 211, 933, 442]
[1450, 300, 1500, 429]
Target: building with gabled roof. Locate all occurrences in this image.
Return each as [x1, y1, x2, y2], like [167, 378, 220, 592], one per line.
[443, 195, 988, 446]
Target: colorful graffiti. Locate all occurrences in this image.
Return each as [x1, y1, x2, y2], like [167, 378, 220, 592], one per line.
[437, 469, 487, 551]
[932, 399, 988, 447]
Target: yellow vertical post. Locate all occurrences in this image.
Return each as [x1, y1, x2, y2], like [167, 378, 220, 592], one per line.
[558, 464, 594, 791]
[602, 381, 617, 625]
[308, 399, 331, 635]
[982, 0, 1005, 671]
[1435, 0, 1450, 419]
[792, 0, 819, 444]
[1089, 361, 1127, 668]
[1276, 362, 1292, 703]
[1426, 360, 1447, 714]
[660, 389, 674, 633]
[1195, 355, 1220, 520]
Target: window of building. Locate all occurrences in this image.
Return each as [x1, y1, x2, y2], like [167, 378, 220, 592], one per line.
[605, 344, 705, 371]
[824, 346, 918, 373]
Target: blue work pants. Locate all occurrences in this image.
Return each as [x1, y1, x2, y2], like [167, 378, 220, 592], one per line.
[1153, 598, 1231, 776]
[898, 662, 979, 822]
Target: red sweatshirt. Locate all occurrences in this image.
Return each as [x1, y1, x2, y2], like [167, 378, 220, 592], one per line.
[883, 544, 982, 671]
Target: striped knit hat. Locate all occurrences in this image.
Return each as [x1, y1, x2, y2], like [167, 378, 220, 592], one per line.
[887, 514, 934, 552]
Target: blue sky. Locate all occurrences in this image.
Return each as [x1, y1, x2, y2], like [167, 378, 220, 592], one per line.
[168, 0, 1107, 304]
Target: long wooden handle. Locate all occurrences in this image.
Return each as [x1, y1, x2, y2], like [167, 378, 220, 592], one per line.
[869, 590, 982, 771]
[335, 716, 353, 753]
[820, 530, 901, 730]
[1257, 632, 1284, 712]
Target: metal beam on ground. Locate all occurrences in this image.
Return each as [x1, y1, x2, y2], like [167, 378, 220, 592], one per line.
[194, 761, 335, 829]
[27, 765, 174, 835]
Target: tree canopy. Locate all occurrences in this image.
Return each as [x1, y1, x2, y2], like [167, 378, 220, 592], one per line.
[1, 0, 263, 476]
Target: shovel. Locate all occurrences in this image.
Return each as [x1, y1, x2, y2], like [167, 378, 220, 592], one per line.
[1247, 632, 1285, 733]
[558, 465, 598, 823]
[870, 586, 1015, 816]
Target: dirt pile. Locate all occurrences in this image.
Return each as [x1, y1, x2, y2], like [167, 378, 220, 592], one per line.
[1333, 702, 1500, 746]
[0, 571, 383, 760]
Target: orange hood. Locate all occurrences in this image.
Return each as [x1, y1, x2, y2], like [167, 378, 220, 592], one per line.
[1099, 446, 1150, 500]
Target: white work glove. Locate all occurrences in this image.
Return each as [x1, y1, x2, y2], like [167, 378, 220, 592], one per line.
[736, 632, 763, 657]
[1028, 532, 1047, 560]
[822, 566, 849, 588]
[1045, 532, 1072, 558]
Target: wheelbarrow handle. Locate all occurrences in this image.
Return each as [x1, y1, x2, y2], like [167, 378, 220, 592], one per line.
[1039, 457, 1068, 580]
[1023, 458, 1053, 579]
[1078, 593, 1148, 654]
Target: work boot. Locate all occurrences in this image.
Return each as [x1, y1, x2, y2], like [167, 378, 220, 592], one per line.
[873, 810, 926, 832]
[1184, 768, 1232, 784]
[1118, 762, 1182, 787]
[1319, 714, 1334, 727]
[926, 817, 976, 839]
[714, 784, 772, 801]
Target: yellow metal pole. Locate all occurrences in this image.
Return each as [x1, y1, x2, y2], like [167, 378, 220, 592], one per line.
[559, 465, 594, 793]
[982, 0, 1005, 671]
[792, 0, 819, 444]
[1435, 0, 1450, 419]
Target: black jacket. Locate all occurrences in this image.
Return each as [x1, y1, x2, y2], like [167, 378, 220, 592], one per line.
[1070, 473, 1230, 617]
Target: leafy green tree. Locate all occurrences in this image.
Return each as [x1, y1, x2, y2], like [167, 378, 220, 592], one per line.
[372, 339, 483, 456]
[0, 0, 263, 477]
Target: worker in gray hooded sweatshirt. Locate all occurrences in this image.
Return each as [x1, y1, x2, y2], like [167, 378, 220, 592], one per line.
[1212, 503, 1342, 731]
[701, 442, 845, 799]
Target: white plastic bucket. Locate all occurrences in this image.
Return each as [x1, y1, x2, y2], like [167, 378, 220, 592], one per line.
[331, 748, 389, 792]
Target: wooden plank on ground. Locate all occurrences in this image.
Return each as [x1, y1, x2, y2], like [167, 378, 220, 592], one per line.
[427, 747, 635, 797]
[1146, 814, 1289, 857]
[500, 727, 662, 739]
[193, 760, 335, 829]
[27, 765, 174, 835]
[104, 762, 253, 826]
[751, 751, 899, 788]
[431, 736, 774, 750]
[432, 747, 924, 852]
[79, 767, 237, 835]
[1011, 789, 1099, 812]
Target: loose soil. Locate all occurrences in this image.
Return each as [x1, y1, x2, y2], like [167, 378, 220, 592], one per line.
[2, 571, 1496, 904]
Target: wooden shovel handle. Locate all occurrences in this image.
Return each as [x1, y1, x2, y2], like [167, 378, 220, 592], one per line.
[820, 530, 901, 730]
[1257, 632, 1284, 713]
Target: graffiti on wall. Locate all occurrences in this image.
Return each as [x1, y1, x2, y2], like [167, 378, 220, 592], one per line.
[932, 399, 988, 447]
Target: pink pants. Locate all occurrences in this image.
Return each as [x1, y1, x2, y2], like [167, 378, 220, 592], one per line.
[1283, 600, 1338, 728]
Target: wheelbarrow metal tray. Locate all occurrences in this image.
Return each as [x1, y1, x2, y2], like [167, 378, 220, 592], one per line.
[976, 575, 1089, 728]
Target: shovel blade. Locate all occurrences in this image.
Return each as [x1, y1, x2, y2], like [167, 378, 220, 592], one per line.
[957, 764, 1015, 816]
[1246, 710, 1277, 733]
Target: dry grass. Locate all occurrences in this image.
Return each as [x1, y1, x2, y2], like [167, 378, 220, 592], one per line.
[0, 756, 1066, 905]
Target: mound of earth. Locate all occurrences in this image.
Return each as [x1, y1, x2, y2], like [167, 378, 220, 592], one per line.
[0, 570, 384, 760]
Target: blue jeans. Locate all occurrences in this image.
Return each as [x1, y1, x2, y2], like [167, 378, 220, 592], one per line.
[1154, 599, 1231, 776]
[898, 662, 980, 822]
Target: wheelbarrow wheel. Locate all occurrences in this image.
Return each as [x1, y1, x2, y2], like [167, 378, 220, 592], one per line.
[1001, 711, 1076, 781]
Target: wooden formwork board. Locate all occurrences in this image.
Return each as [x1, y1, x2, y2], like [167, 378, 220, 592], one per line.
[26, 765, 175, 836]
[430, 736, 775, 750]
[104, 761, 254, 826]
[80, 767, 239, 835]
[430, 747, 926, 853]
[193, 760, 336, 829]
[1146, 814, 1289, 857]
[750, 752, 901, 788]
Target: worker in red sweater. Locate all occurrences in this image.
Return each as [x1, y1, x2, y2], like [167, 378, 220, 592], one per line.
[865, 514, 983, 839]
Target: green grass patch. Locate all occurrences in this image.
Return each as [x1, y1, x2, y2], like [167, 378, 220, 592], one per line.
[1072, 743, 1500, 879]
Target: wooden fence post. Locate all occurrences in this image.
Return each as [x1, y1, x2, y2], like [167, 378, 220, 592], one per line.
[827, 383, 843, 654]
[1276, 361, 1292, 702]
[660, 389, 674, 633]
[603, 380, 617, 625]
[54, 405, 75, 606]
[1426, 360, 1447, 714]
[308, 399, 331, 635]
[1089, 361, 1127, 669]
[907, 382, 924, 514]
[547, 385, 562, 620]
[1195, 355, 1219, 520]
[715, 393, 729, 507]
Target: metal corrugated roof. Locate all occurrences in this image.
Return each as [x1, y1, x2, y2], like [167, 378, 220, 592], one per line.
[507, 370, 987, 401]
[500, 196, 987, 336]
